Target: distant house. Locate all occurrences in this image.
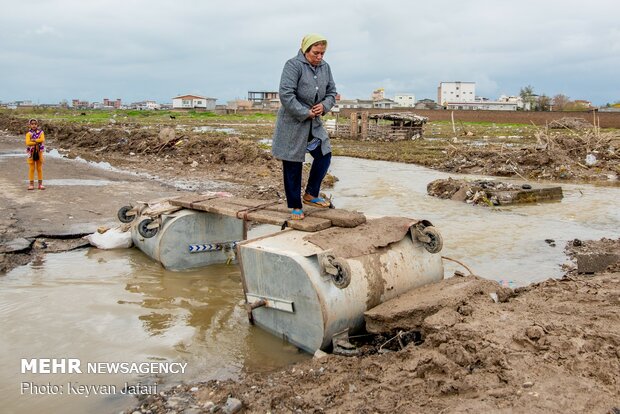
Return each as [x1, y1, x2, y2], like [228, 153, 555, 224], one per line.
[72, 99, 90, 109]
[131, 100, 160, 110]
[248, 91, 279, 103]
[226, 99, 253, 110]
[394, 94, 416, 108]
[373, 98, 396, 109]
[336, 99, 374, 109]
[172, 94, 216, 110]
[498, 95, 527, 110]
[414, 99, 442, 110]
[445, 101, 518, 111]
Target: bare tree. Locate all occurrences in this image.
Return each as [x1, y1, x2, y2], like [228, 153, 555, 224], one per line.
[552, 94, 570, 111]
[537, 94, 551, 111]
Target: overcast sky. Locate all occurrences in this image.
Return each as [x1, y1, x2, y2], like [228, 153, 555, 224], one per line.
[1, 0, 619, 105]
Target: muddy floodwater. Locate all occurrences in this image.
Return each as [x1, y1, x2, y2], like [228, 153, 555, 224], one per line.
[330, 157, 620, 284]
[2, 156, 619, 414]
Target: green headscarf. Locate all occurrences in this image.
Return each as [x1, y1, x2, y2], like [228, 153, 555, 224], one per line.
[301, 33, 328, 53]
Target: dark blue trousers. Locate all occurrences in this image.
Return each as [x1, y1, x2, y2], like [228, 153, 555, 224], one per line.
[282, 144, 332, 209]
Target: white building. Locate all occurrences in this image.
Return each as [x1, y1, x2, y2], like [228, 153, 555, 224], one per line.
[373, 98, 396, 109]
[498, 95, 527, 110]
[445, 101, 517, 111]
[437, 82, 476, 105]
[132, 100, 160, 110]
[394, 94, 416, 108]
[172, 94, 216, 110]
[336, 99, 374, 109]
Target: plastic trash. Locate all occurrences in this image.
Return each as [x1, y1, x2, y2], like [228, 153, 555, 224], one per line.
[585, 154, 597, 166]
[499, 279, 516, 288]
[85, 226, 133, 249]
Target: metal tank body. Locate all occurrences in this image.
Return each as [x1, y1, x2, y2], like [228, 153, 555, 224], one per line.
[239, 221, 444, 353]
[132, 209, 245, 270]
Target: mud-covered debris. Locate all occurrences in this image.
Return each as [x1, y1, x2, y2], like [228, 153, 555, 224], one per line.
[548, 117, 592, 130]
[564, 238, 620, 274]
[427, 178, 563, 206]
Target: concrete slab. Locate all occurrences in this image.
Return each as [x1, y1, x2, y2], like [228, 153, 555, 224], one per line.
[576, 253, 620, 274]
[364, 275, 513, 334]
[428, 178, 563, 206]
[0, 237, 32, 253]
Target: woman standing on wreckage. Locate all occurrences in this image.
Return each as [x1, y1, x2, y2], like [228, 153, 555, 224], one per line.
[272, 33, 337, 220]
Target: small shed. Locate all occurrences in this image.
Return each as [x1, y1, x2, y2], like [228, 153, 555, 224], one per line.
[366, 112, 428, 140]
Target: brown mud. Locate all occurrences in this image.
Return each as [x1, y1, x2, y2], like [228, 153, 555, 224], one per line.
[130, 240, 620, 414]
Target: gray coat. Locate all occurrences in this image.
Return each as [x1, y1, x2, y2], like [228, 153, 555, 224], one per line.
[272, 50, 337, 162]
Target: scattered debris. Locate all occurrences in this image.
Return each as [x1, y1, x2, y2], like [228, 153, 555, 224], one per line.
[564, 238, 620, 274]
[427, 177, 563, 206]
[441, 127, 619, 182]
[548, 117, 592, 130]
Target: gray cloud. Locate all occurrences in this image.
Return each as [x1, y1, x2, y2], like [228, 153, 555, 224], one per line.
[1, 0, 618, 105]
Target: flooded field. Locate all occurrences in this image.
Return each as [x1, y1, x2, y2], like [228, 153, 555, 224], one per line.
[1, 155, 619, 413]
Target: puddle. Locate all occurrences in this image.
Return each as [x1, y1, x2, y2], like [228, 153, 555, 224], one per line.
[192, 126, 237, 134]
[1, 246, 306, 414]
[41, 179, 121, 186]
[0, 151, 25, 158]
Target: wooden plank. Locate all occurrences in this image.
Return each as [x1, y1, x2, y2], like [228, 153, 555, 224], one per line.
[223, 197, 274, 208]
[268, 205, 366, 228]
[178, 198, 332, 232]
[229, 205, 332, 232]
[189, 199, 242, 216]
[287, 216, 332, 232]
[170, 194, 229, 209]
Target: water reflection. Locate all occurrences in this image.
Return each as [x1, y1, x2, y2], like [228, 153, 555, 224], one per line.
[0, 248, 306, 414]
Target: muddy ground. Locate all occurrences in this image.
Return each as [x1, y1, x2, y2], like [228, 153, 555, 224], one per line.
[131, 239, 619, 414]
[335, 124, 619, 183]
[0, 114, 285, 195]
[2, 113, 618, 188]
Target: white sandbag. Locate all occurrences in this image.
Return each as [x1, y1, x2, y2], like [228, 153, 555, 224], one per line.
[85, 227, 133, 249]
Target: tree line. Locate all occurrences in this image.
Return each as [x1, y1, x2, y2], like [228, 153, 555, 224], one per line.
[518, 85, 615, 111]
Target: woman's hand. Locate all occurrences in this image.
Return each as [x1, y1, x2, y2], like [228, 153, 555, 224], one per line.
[307, 110, 317, 119]
[311, 103, 324, 116]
